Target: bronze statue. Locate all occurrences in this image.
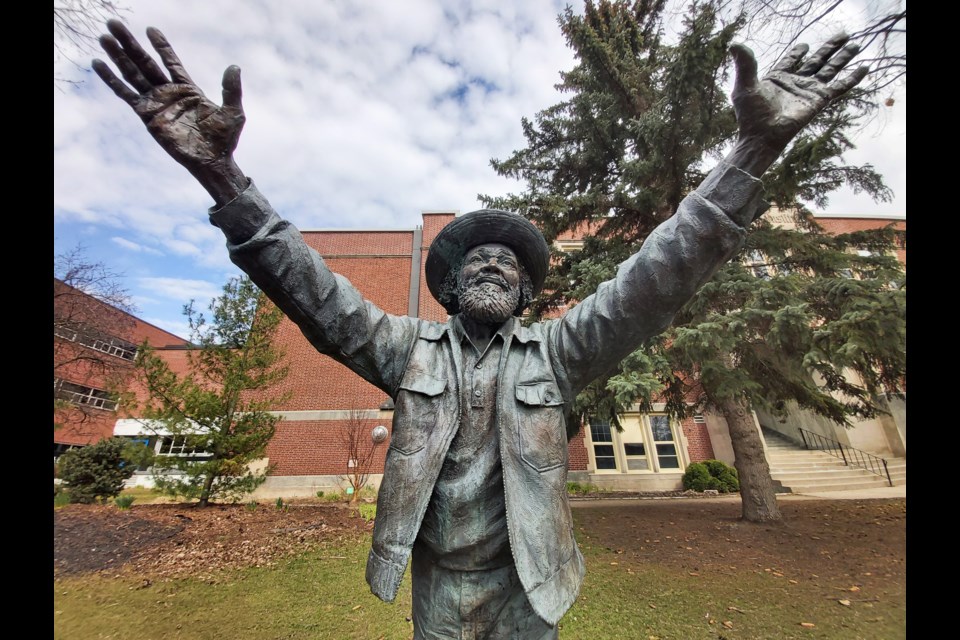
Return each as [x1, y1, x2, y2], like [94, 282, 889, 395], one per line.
[93, 20, 867, 639]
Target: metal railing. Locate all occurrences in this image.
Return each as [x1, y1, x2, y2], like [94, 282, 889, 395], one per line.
[797, 427, 892, 486]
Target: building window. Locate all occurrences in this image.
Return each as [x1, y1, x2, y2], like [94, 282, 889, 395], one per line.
[585, 412, 685, 474]
[54, 378, 118, 411]
[589, 420, 618, 470]
[649, 414, 680, 469]
[744, 250, 771, 280]
[54, 325, 138, 361]
[157, 435, 211, 457]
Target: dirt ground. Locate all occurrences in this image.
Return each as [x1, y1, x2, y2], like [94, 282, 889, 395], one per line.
[53, 495, 905, 588]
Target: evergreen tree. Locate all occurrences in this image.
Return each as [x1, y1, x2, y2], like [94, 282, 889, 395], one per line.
[128, 276, 289, 507]
[482, 0, 904, 523]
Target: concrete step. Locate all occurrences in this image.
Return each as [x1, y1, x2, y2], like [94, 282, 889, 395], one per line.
[773, 470, 892, 483]
[761, 429, 906, 493]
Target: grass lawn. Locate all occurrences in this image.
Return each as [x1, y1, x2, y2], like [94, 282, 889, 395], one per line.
[54, 529, 904, 640]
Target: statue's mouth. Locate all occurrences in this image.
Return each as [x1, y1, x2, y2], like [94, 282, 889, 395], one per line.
[473, 275, 508, 289]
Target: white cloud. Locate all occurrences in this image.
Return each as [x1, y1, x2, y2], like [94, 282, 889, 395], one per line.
[110, 236, 164, 255]
[55, 0, 905, 334]
[138, 277, 222, 305]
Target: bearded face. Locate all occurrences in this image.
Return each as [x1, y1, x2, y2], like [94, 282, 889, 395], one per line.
[456, 244, 522, 325]
[457, 272, 521, 325]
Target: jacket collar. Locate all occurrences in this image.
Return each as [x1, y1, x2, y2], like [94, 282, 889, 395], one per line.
[418, 315, 542, 344]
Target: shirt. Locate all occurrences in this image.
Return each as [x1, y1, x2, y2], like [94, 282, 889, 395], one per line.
[417, 317, 513, 571]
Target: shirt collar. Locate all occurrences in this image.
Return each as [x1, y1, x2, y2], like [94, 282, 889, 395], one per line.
[451, 314, 517, 345]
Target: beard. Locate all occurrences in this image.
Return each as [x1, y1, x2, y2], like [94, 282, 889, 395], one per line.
[457, 274, 520, 325]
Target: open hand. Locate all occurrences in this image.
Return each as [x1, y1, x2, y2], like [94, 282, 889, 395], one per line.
[729, 35, 869, 157]
[92, 20, 245, 178]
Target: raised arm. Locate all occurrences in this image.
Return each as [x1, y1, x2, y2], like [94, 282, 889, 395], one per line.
[550, 35, 868, 398]
[93, 21, 418, 395]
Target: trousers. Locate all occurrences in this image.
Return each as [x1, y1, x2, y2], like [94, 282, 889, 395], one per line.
[411, 544, 559, 640]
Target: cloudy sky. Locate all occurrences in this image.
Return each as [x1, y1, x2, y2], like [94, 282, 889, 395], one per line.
[54, 0, 905, 339]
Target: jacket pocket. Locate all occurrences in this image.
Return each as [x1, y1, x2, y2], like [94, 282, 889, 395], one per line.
[389, 371, 447, 455]
[515, 381, 566, 472]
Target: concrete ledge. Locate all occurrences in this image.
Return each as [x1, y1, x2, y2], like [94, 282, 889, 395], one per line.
[250, 474, 385, 500]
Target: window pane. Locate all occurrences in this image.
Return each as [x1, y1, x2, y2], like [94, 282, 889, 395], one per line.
[656, 443, 676, 456]
[590, 421, 612, 442]
[594, 445, 615, 457]
[658, 456, 680, 469]
[624, 443, 645, 456]
[650, 416, 673, 441]
[595, 457, 617, 470]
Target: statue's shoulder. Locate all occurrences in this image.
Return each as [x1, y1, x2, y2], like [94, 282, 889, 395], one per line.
[417, 319, 451, 341]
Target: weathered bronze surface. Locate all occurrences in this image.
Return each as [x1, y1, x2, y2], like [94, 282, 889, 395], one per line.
[95, 20, 866, 637]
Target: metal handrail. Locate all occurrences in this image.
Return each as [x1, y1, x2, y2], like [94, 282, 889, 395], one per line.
[797, 428, 892, 487]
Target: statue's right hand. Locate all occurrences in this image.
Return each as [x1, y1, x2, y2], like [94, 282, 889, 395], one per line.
[92, 20, 245, 175]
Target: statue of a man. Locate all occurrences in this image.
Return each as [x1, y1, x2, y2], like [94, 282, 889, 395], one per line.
[93, 21, 866, 639]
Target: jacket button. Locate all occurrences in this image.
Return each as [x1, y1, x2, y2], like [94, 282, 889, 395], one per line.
[474, 389, 482, 397]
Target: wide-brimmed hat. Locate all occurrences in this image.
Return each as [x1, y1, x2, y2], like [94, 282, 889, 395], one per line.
[425, 209, 550, 315]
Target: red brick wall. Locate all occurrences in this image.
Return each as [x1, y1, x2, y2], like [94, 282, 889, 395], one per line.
[681, 416, 716, 462]
[567, 426, 589, 471]
[267, 417, 593, 476]
[816, 217, 906, 267]
[267, 418, 391, 476]
[55, 279, 190, 446]
[419, 212, 456, 322]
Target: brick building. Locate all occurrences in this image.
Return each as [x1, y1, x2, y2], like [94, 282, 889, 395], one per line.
[54, 278, 190, 457]
[72, 209, 904, 496]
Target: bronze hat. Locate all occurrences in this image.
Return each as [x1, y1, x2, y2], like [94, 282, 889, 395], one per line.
[425, 209, 550, 315]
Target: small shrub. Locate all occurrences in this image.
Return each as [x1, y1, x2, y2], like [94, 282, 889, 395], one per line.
[58, 438, 142, 504]
[567, 482, 583, 494]
[114, 495, 135, 510]
[245, 501, 259, 511]
[315, 490, 325, 498]
[358, 503, 377, 522]
[683, 460, 740, 493]
[323, 491, 344, 503]
[275, 497, 285, 510]
[54, 488, 72, 508]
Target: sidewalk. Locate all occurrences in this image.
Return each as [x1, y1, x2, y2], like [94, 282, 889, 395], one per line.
[780, 484, 906, 500]
[568, 484, 906, 508]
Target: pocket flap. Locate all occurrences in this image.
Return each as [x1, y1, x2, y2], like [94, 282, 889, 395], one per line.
[399, 371, 447, 397]
[515, 381, 564, 406]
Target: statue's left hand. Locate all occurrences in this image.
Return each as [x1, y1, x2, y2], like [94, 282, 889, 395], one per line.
[729, 35, 869, 159]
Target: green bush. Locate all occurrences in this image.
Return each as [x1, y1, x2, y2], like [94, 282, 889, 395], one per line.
[682, 460, 739, 493]
[54, 486, 72, 508]
[323, 491, 344, 503]
[114, 495, 135, 510]
[315, 490, 325, 498]
[357, 503, 377, 522]
[57, 438, 147, 504]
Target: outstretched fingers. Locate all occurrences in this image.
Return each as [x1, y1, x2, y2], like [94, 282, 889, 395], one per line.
[797, 33, 849, 76]
[92, 59, 140, 106]
[771, 43, 809, 73]
[815, 42, 860, 82]
[106, 19, 169, 86]
[98, 33, 153, 94]
[828, 65, 870, 99]
[147, 27, 196, 85]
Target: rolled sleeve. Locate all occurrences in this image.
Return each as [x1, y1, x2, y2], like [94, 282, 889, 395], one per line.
[208, 181, 417, 395]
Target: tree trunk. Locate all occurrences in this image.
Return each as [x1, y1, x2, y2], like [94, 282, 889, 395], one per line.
[718, 396, 782, 523]
[199, 470, 216, 508]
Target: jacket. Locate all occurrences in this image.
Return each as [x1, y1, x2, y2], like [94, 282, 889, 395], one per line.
[208, 162, 763, 625]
